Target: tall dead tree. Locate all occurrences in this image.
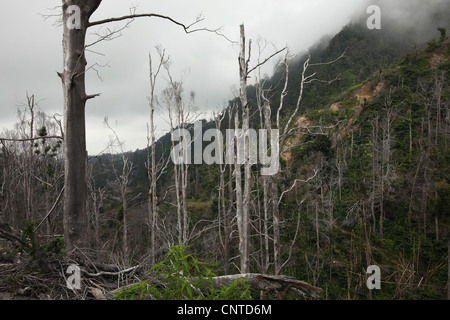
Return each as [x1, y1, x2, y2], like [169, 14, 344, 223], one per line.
[213, 110, 232, 275]
[235, 25, 287, 274]
[236, 24, 251, 273]
[59, 0, 223, 252]
[147, 48, 168, 265]
[60, 0, 100, 252]
[104, 118, 135, 263]
[250, 37, 344, 275]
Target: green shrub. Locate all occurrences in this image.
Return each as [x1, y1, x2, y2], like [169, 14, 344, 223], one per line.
[114, 244, 253, 300]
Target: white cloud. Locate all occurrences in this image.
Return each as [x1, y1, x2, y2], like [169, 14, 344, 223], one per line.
[0, 0, 367, 154]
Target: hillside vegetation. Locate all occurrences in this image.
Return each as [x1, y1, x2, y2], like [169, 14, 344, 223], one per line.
[1, 10, 449, 300]
[91, 27, 450, 299]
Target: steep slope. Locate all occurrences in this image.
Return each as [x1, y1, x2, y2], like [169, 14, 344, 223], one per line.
[89, 9, 450, 300]
[282, 35, 450, 299]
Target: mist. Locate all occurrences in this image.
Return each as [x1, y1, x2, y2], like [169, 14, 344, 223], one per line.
[356, 0, 450, 44]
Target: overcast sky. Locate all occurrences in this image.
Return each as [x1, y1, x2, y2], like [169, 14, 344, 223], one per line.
[0, 0, 371, 154]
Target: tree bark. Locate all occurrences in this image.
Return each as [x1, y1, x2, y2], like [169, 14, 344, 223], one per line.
[61, 0, 101, 251]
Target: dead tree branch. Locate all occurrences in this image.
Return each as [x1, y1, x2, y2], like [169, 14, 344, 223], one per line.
[88, 13, 235, 43]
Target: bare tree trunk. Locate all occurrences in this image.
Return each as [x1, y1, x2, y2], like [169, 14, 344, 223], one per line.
[120, 158, 131, 262]
[225, 106, 235, 275]
[271, 173, 281, 275]
[121, 178, 128, 261]
[180, 139, 189, 244]
[60, 0, 102, 251]
[147, 51, 165, 265]
[362, 202, 373, 300]
[26, 94, 35, 223]
[262, 101, 272, 274]
[164, 85, 183, 244]
[237, 24, 251, 274]
[215, 112, 231, 275]
[371, 115, 379, 234]
[234, 109, 245, 273]
[176, 87, 189, 244]
[147, 123, 157, 263]
[172, 128, 182, 244]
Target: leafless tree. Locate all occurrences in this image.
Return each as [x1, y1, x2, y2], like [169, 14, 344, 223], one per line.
[104, 118, 135, 264]
[158, 61, 199, 245]
[213, 110, 233, 275]
[0, 94, 64, 249]
[234, 24, 343, 275]
[58, 0, 227, 252]
[88, 167, 105, 250]
[235, 25, 286, 274]
[146, 47, 169, 265]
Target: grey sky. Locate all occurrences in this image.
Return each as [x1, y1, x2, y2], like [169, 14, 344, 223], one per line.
[1, 0, 372, 154]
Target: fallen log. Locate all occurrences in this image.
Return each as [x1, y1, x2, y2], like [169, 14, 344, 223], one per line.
[211, 273, 322, 298]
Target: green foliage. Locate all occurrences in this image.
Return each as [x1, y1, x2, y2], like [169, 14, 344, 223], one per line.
[187, 201, 211, 221]
[19, 222, 65, 260]
[114, 244, 253, 300]
[292, 135, 333, 163]
[20, 221, 40, 257]
[307, 109, 341, 125]
[341, 96, 358, 109]
[437, 27, 447, 42]
[346, 83, 364, 95]
[40, 236, 65, 258]
[37, 126, 47, 138]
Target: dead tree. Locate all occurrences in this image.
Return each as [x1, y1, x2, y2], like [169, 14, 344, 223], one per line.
[58, 0, 225, 252]
[213, 110, 232, 275]
[163, 82, 186, 244]
[159, 63, 199, 245]
[235, 25, 285, 273]
[104, 118, 135, 263]
[147, 47, 169, 265]
[0, 95, 64, 240]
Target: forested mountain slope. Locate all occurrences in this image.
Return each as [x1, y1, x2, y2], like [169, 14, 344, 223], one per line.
[88, 25, 450, 299]
[1, 3, 449, 300]
[278, 34, 450, 299]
